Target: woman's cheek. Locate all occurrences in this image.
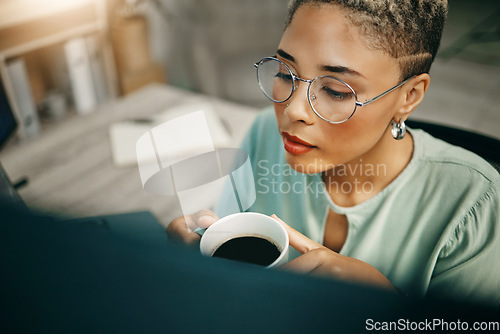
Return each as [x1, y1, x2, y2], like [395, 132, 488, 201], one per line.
[274, 103, 285, 118]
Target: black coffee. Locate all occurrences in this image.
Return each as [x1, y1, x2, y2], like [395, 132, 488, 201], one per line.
[212, 236, 281, 266]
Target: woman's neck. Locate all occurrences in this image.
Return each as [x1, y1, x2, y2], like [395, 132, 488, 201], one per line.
[322, 128, 414, 207]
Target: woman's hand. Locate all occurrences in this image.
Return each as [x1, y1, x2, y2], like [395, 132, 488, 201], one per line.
[166, 209, 219, 247]
[271, 214, 396, 291]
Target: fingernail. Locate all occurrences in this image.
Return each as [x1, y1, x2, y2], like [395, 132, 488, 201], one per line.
[197, 215, 216, 228]
[270, 214, 280, 221]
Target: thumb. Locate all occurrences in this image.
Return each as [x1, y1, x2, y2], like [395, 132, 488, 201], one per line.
[270, 214, 323, 254]
[191, 209, 219, 229]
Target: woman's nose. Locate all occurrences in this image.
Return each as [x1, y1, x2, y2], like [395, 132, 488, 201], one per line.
[284, 81, 315, 125]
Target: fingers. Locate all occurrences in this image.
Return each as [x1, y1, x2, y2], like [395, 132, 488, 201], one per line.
[166, 209, 219, 246]
[280, 248, 327, 274]
[281, 247, 396, 290]
[191, 209, 219, 229]
[280, 248, 353, 281]
[166, 216, 201, 246]
[270, 214, 323, 254]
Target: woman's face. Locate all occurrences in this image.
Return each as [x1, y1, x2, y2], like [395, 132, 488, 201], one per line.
[275, 4, 405, 173]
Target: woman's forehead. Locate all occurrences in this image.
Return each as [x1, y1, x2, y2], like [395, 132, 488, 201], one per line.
[280, 4, 400, 81]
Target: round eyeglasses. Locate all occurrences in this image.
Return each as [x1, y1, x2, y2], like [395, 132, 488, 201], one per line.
[254, 57, 415, 124]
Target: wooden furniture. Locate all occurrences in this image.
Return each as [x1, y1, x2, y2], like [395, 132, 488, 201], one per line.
[0, 0, 118, 136]
[111, 12, 166, 95]
[0, 84, 259, 227]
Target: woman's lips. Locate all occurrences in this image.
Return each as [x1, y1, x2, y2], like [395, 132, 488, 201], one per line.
[282, 132, 316, 155]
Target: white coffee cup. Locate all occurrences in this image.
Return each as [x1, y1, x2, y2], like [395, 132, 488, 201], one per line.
[200, 212, 289, 268]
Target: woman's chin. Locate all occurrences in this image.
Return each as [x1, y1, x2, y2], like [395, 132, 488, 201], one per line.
[284, 152, 330, 174]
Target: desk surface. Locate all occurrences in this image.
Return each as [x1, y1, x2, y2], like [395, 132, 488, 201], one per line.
[0, 84, 260, 226]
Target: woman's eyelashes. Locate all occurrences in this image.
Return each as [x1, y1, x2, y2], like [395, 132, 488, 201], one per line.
[275, 71, 293, 83]
[320, 85, 353, 101]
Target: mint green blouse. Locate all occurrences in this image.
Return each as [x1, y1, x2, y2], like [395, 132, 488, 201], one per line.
[215, 108, 500, 306]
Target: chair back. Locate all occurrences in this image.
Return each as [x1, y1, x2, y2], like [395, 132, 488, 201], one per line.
[407, 120, 500, 173]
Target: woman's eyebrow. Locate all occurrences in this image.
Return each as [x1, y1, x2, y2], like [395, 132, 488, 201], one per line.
[321, 64, 365, 78]
[277, 48, 365, 78]
[278, 48, 364, 78]
[277, 49, 295, 63]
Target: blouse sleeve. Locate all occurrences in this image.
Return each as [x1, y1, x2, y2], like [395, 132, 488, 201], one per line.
[427, 185, 500, 307]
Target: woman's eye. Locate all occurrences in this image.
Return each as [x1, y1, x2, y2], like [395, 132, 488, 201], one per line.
[321, 86, 353, 100]
[275, 72, 293, 82]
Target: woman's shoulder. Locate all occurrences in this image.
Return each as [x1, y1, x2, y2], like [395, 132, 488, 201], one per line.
[411, 128, 499, 185]
[399, 128, 499, 225]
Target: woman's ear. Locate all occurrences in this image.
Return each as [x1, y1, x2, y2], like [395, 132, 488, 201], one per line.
[395, 73, 430, 120]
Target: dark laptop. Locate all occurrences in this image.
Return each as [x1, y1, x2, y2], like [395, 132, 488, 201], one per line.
[1, 202, 497, 333]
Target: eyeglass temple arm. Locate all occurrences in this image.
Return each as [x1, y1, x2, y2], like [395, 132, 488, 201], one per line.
[356, 76, 416, 107]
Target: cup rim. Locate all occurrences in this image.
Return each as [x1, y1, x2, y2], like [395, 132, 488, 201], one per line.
[200, 212, 289, 268]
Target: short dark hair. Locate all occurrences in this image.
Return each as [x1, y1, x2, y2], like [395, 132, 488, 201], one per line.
[286, 0, 448, 80]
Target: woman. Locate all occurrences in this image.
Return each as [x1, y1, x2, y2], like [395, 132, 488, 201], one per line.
[168, 0, 500, 305]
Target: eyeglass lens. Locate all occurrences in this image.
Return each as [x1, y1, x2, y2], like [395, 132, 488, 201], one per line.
[256, 58, 357, 123]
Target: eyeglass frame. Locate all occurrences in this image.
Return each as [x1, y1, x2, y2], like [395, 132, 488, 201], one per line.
[254, 57, 416, 124]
